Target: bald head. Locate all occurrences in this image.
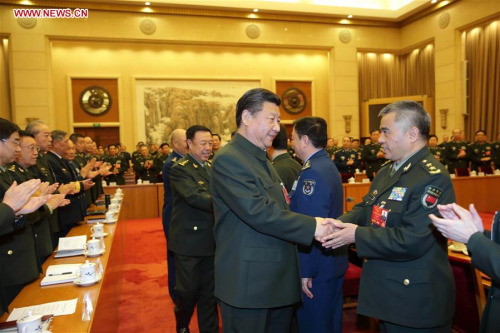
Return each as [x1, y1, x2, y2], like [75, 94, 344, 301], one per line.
[171, 129, 188, 156]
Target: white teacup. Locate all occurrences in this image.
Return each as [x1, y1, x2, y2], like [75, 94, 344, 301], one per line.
[137, 179, 143, 185]
[115, 188, 123, 195]
[16, 311, 42, 333]
[86, 238, 101, 255]
[362, 178, 370, 183]
[143, 180, 150, 184]
[105, 211, 115, 221]
[80, 260, 96, 282]
[109, 182, 117, 186]
[91, 223, 104, 237]
[348, 177, 355, 184]
[108, 203, 119, 212]
[478, 172, 485, 177]
[495, 170, 500, 175]
[111, 198, 119, 205]
[450, 174, 456, 178]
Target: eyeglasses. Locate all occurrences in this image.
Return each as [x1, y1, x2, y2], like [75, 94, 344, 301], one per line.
[1, 139, 20, 147]
[20, 145, 40, 152]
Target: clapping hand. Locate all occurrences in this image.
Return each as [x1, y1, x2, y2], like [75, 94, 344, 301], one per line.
[429, 203, 484, 244]
[2, 180, 41, 212]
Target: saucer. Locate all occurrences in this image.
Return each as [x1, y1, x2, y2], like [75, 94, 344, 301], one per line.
[83, 249, 105, 257]
[102, 219, 117, 224]
[91, 232, 108, 238]
[448, 244, 468, 255]
[74, 273, 102, 286]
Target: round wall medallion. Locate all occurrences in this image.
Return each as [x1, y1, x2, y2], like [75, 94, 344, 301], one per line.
[282, 87, 307, 115]
[339, 29, 352, 44]
[439, 12, 450, 29]
[79, 86, 112, 116]
[140, 19, 157, 35]
[246, 24, 261, 39]
[17, 17, 37, 29]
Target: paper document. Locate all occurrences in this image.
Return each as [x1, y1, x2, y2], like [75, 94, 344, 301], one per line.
[54, 235, 86, 258]
[7, 298, 78, 322]
[40, 264, 81, 286]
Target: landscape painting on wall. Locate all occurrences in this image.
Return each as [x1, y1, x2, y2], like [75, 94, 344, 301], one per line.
[135, 79, 261, 144]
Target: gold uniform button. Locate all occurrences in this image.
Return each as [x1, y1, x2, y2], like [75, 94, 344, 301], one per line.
[7, 250, 13, 255]
[193, 226, 198, 231]
[363, 258, 368, 264]
[35, 234, 38, 238]
[403, 279, 410, 286]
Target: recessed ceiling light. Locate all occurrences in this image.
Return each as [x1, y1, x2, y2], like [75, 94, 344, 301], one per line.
[145, 1, 151, 5]
[431, 0, 437, 3]
[253, 8, 258, 12]
[347, 14, 353, 18]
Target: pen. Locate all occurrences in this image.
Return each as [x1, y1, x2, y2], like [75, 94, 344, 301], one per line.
[48, 272, 73, 276]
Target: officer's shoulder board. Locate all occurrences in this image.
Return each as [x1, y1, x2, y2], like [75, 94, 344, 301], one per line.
[8, 164, 16, 172]
[179, 159, 189, 167]
[301, 159, 311, 171]
[172, 156, 178, 163]
[420, 158, 442, 175]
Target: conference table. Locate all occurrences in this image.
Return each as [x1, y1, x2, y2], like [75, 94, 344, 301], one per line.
[0, 197, 124, 332]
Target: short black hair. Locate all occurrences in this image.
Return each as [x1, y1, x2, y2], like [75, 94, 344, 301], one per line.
[379, 100, 431, 140]
[18, 130, 35, 139]
[272, 124, 288, 150]
[236, 88, 281, 128]
[352, 138, 360, 143]
[429, 134, 438, 140]
[293, 117, 327, 149]
[107, 144, 117, 150]
[160, 142, 170, 149]
[69, 133, 84, 143]
[370, 129, 381, 135]
[186, 125, 212, 141]
[212, 133, 221, 141]
[0, 118, 20, 141]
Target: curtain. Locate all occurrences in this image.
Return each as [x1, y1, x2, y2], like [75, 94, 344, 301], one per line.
[358, 44, 435, 113]
[465, 20, 500, 142]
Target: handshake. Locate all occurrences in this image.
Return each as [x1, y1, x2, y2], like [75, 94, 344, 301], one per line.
[313, 217, 358, 249]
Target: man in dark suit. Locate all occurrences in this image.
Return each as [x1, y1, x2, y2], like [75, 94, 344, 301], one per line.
[321, 100, 456, 332]
[268, 124, 301, 192]
[162, 128, 187, 303]
[45, 130, 92, 236]
[430, 204, 500, 333]
[169, 125, 218, 333]
[290, 117, 348, 333]
[210, 88, 333, 332]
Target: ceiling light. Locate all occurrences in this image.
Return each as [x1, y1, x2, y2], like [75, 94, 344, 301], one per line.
[145, 1, 150, 5]
[431, 0, 437, 3]
[347, 14, 353, 18]
[340, 19, 349, 24]
[253, 8, 258, 12]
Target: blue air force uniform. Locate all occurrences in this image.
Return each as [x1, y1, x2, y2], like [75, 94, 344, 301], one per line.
[290, 149, 348, 333]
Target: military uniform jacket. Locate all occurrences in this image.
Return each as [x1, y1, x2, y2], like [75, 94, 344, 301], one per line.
[492, 141, 500, 168]
[290, 150, 348, 281]
[429, 146, 446, 166]
[133, 155, 157, 183]
[45, 151, 85, 226]
[467, 142, 493, 171]
[445, 140, 469, 173]
[335, 148, 359, 173]
[168, 154, 215, 256]
[361, 143, 385, 176]
[210, 133, 316, 309]
[468, 210, 500, 333]
[103, 155, 128, 185]
[340, 147, 456, 328]
[271, 152, 302, 192]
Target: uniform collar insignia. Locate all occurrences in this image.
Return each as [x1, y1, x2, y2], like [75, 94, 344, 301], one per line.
[193, 163, 199, 169]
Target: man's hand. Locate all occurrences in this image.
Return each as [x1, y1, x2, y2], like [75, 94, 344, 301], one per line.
[321, 220, 357, 249]
[314, 217, 337, 241]
[2, 180, 41, 212]
[430, 203, 484, 243]
[46, 194, 70, 211]
[43, 182, 60, 195]
[17, 195, 51, 215]
[58, 183, 76, 195]
[301, 278, 313, 299]
[82, 179, 95, 190]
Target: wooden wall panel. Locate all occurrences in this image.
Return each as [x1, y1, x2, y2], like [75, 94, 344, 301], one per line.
[72, 78, 119, 123]
[276, 81, 312, 123]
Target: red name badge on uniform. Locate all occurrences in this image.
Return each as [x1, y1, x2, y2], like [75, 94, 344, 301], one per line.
[281, 183, 290, 205]
[371, 205, 389, 228]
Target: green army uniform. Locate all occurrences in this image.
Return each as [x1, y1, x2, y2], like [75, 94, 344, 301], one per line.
[467, 142, 493, 172]
[133, 155, 157, 183]
[211, 133, 316, 329]
[437, 141, 448, 149]
[339, 147, 455, 329]
[7, 163, 54, 262]
[429, 146, 446, 166]
[0, 168, 42, 309]
[154, 153, 169, 182]
[169, 154, 218, 332]
[131, 150, 141, 162]
[334, 148, 360, 173]
[493, 140, 500, 169]
[271, 152, 302, 192]
[362, 142, 386, 180]
[326, 147, 338, 159]
[103, 154, 128, 185]
[445, 140, 469, 174]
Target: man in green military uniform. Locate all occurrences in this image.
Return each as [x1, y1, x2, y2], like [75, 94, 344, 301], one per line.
[169, 125, 218, 333]
[428, 134, 446, 166]
[321, 101, 456, 332]
[467, 130, 493, 172]
[211, 88, 334, 332]
[154, 142, 170, 182]
[437, 135, 449, 149]
[133, 144, 157, 183]
[269, 124, 302, 192]
[103, 144, 128, 185]
[493, 132, 500, 170]
[335, 136, 359, 174]
[445, 128, 469, 175]
[361, 129, 386, 180]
